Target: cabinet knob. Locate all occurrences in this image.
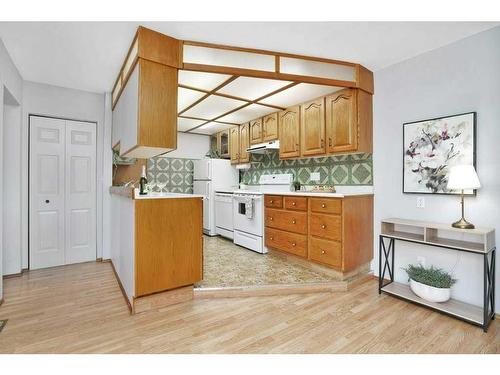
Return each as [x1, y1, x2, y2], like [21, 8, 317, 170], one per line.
[292, 219, 296, 224]
[321, 250, 326, 254]
[321, 203, 326, 208]
[269, 217, 274, 221]
[292, 242, 296, 247]
[292, 201, 296, 206]
[321, 224, 326, 229]
[270, 200, 274, 204]
[270, 237, 274, 241]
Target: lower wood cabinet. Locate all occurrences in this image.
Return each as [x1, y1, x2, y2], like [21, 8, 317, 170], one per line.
[265, 228, 307, 258]
[264, 194, 373, 272]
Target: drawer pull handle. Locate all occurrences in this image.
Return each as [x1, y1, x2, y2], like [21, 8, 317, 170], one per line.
[269, 217, 274, 221]
[270, 200, 274, 204]
[321, 203, 326, 208]
[292, 219, 296, 224]
[321, 224, 326, 229]
[321, 250, 326, 254]
[270, 237, 274, 240]
[292, 201, 296, 206]
[292, 242, 296, 247]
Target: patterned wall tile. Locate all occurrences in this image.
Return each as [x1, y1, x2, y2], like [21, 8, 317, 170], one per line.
[240, 151, 373, 186]
[147, 157, 195, 194]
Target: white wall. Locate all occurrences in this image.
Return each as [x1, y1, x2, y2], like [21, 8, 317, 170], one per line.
[373, 26, 500, 310]
[0, 38, 23, 300]
[21, 81, 109, 267]
[163, 132, 210, 159]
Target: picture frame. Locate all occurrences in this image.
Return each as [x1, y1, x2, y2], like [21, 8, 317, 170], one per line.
[403, 112, 476, 195]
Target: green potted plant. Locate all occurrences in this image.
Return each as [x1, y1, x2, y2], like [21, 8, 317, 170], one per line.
[403, 264, 457, 303]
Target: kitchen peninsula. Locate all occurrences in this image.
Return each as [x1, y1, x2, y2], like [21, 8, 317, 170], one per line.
[110, 187, 203, 314]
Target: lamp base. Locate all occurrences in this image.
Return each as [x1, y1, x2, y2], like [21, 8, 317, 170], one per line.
[451, 218, 475, 229]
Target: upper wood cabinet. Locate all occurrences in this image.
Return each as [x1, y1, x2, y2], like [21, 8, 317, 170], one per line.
[249, 118, 263, 145]
[262, 113, 279, 142]
[111, 27, 181, 159]
[278, 106, 300, 159]
[218, 130, 230, 158]
[300, 98, 325, 157]
[239, 123, 250, 163]
[325, 88, 372, 154]
[229, 126, 240, 164]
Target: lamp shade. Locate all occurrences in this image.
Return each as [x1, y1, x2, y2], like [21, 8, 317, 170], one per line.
[447, 165, 481, 190]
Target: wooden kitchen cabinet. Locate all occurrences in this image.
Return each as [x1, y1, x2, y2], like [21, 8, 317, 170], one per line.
[112, 27, 181, 159]
[326, 88, 373, 154]
[239, 122, 250, 163]
[249, 118, 263, 145]
[219, 129, 230, 158]
[262, 113, 279, 142]
[229, 126, 240, 164]
[264, 194, 373, 273]
[300, 97, 326, 156]
[278, 106, 300, 159]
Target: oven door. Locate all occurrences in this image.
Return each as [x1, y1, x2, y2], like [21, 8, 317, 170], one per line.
[233, 195, 263, 237]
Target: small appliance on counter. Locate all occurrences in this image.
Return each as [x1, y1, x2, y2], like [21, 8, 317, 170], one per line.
[193, 159, 239, 236]
[233, 174, 293, 254]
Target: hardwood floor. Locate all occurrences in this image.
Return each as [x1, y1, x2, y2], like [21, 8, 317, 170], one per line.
[0, 261, 498, 354]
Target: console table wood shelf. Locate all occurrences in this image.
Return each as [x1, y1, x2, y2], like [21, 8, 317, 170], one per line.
[379, 218, 496, 332]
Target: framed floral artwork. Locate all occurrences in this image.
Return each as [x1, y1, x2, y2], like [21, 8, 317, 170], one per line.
[403, 112, 476, 195]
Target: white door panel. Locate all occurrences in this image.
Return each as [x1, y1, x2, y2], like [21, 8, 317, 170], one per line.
[29, 116, 96, 269]
[29, 117, 65, 269]
[65, 121, 96, 265]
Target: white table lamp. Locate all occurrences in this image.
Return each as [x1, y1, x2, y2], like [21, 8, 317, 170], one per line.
[447, 165, 481, 229]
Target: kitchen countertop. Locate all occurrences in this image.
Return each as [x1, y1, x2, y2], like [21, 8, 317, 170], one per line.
[110, 186, 204, 200]
[263, 191, 373, 198]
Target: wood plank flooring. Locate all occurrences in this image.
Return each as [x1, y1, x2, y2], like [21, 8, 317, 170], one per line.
[0, 262, 498, 354]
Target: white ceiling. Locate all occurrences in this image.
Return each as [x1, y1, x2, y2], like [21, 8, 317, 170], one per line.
[0, 22, 498, 94]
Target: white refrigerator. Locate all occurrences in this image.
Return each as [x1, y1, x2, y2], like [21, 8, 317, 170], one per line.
[193, 159, 239, 236]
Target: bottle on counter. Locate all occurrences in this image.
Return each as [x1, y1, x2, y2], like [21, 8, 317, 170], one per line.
[139, 165, 148, 195]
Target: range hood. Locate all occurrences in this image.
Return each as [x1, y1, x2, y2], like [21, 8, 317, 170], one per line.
[246, 140, 280, 154]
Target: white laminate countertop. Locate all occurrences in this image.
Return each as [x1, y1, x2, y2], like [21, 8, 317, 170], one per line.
[263, 191, 373, 198]
[133, 189, 204, 200]
[109, 186, 203, 200]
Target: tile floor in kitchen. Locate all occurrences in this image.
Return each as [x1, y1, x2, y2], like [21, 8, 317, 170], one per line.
[196, 235, 336, 288]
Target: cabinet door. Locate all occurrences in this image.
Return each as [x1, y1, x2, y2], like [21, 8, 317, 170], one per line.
[219, 129, 230, 158]
[249, 118, 263, 145]
[278, 106, 300, 159]
[326, 89, 358, 154]
[229, 126, 240, 164]
[210, 134, 218, 154]
[300, 98, 325, 156]
[239, 123, 250, 163]
[262, 113, 279, 141]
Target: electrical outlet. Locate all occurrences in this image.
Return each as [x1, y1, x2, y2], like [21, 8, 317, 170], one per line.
[310, 172, 320, 182]
[416, 197, 425, 209]
[417, 256, 426, 267]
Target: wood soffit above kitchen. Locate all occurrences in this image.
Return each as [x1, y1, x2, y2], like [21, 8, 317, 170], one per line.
[112, 26, 374, 136]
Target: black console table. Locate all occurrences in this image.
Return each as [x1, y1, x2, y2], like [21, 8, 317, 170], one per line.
[379, 218, 496, 332]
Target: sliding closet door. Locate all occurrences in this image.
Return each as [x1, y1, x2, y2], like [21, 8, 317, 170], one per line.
[65, 121, 97, 264]
[29, 117, 66, 269]
[29, 116, 96, 269]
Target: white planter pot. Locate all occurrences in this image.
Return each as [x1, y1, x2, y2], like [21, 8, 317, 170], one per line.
[409, 279, 451, 303]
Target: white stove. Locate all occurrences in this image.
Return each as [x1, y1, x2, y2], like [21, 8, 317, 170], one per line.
[233, 174, 293, 253]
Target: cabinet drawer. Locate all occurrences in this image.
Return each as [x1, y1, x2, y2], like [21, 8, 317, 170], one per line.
[309, 237, 342, 268]
[284, 196, 307, 211]
[310, 198, 342, 214]
[265, 195, 283, 208]
[265, 228, 307, 258]
[309, 213, 342, 241]
[265, 209, 307, 234]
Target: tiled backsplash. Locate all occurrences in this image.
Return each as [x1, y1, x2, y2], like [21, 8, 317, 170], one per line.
[147, 157, 194, 193]
[240, 151, 373, 186]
